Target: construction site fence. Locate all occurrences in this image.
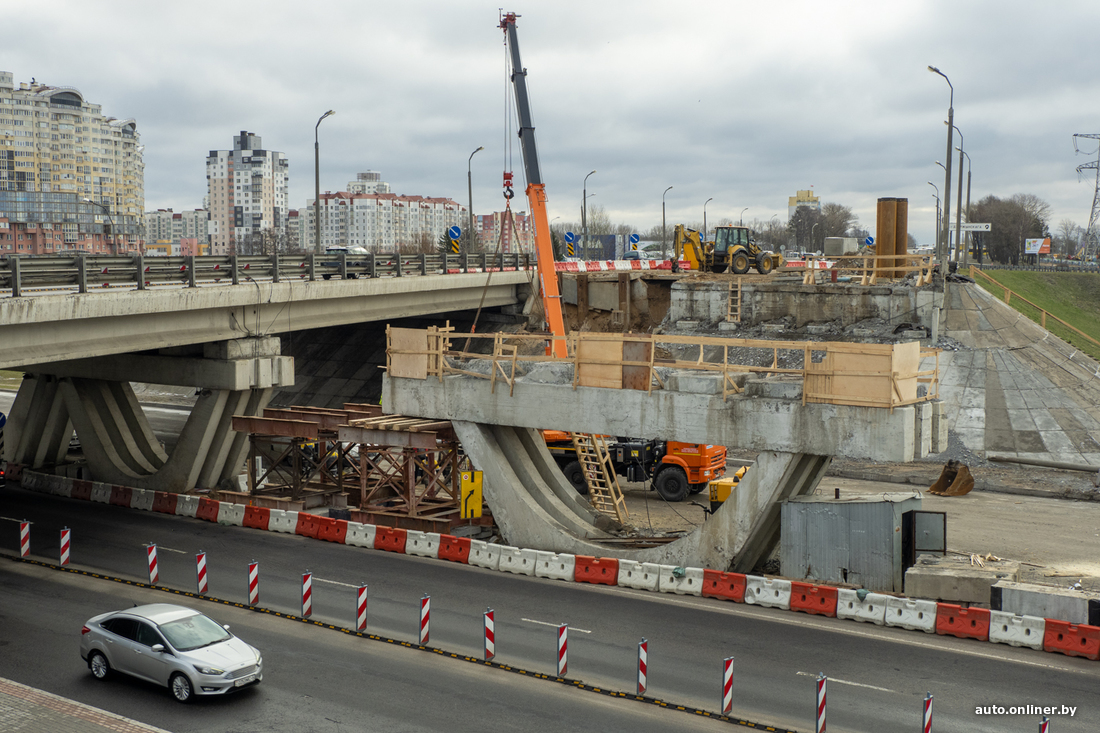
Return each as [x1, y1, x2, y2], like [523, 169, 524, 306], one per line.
[782, 253, 935, 285]
[387, 327, 940, 411]
[969, 266, 1100, 355]
[0, 251, 535, 297]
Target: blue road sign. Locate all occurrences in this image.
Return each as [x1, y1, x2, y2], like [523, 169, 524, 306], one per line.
[865, 236, 874, 248]
[629, 233, 640, 244]
[564, 231, 576, 243]
[449, 225, 462, 240]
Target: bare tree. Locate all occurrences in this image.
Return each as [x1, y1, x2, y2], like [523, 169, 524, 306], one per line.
[822, 202, 858, 238]
[1056, 218, 1080, 257]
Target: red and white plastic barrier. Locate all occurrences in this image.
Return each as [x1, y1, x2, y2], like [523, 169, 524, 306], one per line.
[419, 594, 430, 645]
[302, 571, 313, 618]
[556, 624, 568, 677]
[722, 656, 733, 714]
[815, 674, 827, 733]
[59, 527, 70, 566]
[196, 551, 208, 595]
[248, 561, 259, 606]
[923, 692, 933, 733]
[146, 544, 158, 584]
[356, 585, 368, 632]
[484, 608, 495, 662]
[19, 521, 29, 557]
[638, 638, 648, 695]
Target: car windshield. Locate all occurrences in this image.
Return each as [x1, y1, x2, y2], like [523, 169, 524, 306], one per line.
[158, 613, 231, 652]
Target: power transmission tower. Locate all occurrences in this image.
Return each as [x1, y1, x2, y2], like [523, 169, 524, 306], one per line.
[1073, 133, 1100, 260]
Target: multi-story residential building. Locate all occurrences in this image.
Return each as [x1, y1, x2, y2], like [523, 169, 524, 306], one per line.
[0, 70, 145, 255]
[301, 172, 465, 251]
[286, 209, 300, 250]
[205, 131, 289, 255]
[476, 210, 533, 253]
[144, 208, 210, 256]
[787, 189, 821, 220]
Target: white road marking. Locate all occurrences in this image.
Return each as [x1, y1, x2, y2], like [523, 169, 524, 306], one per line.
[313, 577, 364, 589]
[146, 545, 187, 554]
[797, 670, 895, 693]
[522, 618, 592, 633]
[0, 516, 28, 523]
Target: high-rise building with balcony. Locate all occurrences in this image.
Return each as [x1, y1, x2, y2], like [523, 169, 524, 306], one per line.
[205, 131, 289, 255]
[0, 70, 145, 255]
[144, 208, 210, 256]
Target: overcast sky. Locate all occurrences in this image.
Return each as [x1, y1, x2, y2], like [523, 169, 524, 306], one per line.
[6, 0, 1100, 245]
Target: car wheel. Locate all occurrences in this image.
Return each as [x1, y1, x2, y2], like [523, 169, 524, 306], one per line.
[88, 651, 111, 680]
[348, 273, 359, 279]
[562, 460, 588, 495]
[655, 466, 690, 502]
[170, 673, 195, 704]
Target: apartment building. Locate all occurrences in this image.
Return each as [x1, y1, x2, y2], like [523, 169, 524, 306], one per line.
[0, 70, 145, 255]
[144, 208, 210, 256]
[476, 210, 533, 253]
[205, 131, 289, 255]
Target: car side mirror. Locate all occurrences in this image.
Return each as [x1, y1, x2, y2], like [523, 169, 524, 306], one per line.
[151, 644, 165, 653]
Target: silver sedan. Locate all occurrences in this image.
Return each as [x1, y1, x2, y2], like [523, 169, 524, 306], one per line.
[80, 603, 263, 703]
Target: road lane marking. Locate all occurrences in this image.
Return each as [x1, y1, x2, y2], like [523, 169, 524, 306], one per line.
[522, 618, 592, 633]
[314, 577, 364, 589]
[797, 671, 895, 693]
[146, 545, 187, 554]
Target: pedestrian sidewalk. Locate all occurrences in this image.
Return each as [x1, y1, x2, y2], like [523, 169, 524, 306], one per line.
[0, 677, 171, 733]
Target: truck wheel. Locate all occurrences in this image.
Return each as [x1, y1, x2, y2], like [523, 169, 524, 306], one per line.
[655, 467, 690, 502]
[561, 460, 588, 495]
[731, 252, 751, 275]
[756, 253, 775, 275]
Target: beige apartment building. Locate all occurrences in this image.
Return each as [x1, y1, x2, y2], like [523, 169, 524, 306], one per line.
[205, 131, 289, 255]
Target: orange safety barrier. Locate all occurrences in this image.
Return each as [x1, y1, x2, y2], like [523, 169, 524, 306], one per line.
[936, 604, 991, 640]
[575, 556, 619, 585]
[438, 535, 471, 563]
[1043, 619, 1100, 661]
[316, 516, 348, 543]
[790, 582, 839, 617]
[109, 486, 132, 508]
[242, 505, 270, 531]
[195, 498, 221, 523]
[295, 512, 321, 539]
[702, 569, 747, 603]
[374, 526, 407, 553]
[151, 492, 178, 514]
[71, 480, 92, 502]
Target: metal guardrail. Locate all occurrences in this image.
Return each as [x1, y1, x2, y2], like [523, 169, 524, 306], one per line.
[975, 262, 1099, 274]
[0, 252, 535, 297]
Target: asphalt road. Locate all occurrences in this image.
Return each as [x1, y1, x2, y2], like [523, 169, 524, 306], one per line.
[1, 485, 1097, 732]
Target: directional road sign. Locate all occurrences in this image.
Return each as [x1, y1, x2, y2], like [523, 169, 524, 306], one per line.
[448, 225, 462, 240]
[949, 222, 991, 232]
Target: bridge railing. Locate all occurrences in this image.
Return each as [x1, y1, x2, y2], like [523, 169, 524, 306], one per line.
[386, 326, 940, 410]
[0, 252, 534, 296]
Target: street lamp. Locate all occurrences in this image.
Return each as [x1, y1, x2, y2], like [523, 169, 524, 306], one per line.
[928, 66, 953, 264]
[314, 109, 335, 254]
[583, 170, 596, 260]
[927, 182, 941, 245]
[952, 126, 965, 264]
[83, 198, 116, 255]
[467, 146, 484, 254]
[958, 148, 973, 264]
[740, 207, 748, 226]
[703, 197, 713, 242]
[811, 222, 819, 252]
[661, 185, 673, 259]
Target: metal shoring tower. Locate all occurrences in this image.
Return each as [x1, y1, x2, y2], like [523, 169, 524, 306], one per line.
[1073, 133, 1100, 260]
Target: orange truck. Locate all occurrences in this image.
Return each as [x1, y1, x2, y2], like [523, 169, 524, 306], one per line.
[542, 431, 726, 502]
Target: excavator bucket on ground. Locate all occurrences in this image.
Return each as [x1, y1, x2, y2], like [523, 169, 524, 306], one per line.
[928, 459, 975, 496]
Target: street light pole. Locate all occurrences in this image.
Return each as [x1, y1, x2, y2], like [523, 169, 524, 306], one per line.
[740, 207, 748, 226]
[83, 198, 115, 255]
[583, 170, 596, 260]
[960, 149, 972, 265]
[703, 197, 713, 242]
[314, 110, 335, 254]
[468, 146, 483, 253]
[662, 186, 673, 259]
[952, 126, 965, 264]
[927, 182, 940, 247]
[929, 66, 953, 265]
[811, 222, 819, 252]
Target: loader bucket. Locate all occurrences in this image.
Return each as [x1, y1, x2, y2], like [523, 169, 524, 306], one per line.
[928, 460, 975, 496]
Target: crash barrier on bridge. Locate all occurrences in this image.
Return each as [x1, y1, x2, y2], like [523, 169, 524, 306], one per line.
[553, 259, 667, 273]
[0, 251, 536, 296]
[405, 530, 440, 558]
[836, 589, 888, 625]
[18, 469, 1100, 667]
[935, 603, 991, 641]
[989, 611, 1045, 650]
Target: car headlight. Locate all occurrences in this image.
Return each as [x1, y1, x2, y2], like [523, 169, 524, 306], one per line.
[194, 665, 225, 675]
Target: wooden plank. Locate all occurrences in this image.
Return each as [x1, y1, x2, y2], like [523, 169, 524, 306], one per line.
[388, 327, 429, 379]
[576, 335, 623, 389]
[231, 416, 318, 439]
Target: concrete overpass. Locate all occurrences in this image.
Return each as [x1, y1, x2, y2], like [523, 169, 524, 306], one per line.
[2, 271, 533, 492]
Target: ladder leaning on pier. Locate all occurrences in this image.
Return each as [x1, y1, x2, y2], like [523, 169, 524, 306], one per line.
[569, 432, 629, 523]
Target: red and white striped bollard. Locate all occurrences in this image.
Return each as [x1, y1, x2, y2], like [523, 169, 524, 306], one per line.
[484, 608, 495, 661]
[419, 594, 430, 645]
[815, 674, 826, 733]
[59, 527, 70, 566]
[922, 692, 932, 733]
[556, 624, 568, 677]
[721, 657, 734, 714]
[19, 521, 29, 557]
[196, 551, 208, 594]
[356, 585, 368, 632]
[247, 561, 259, 606]
[637, 638, 648, 695]
[1040, 716, 1050, 733]
[302, 571, 312, 618]
[146, 544, 158, 584]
